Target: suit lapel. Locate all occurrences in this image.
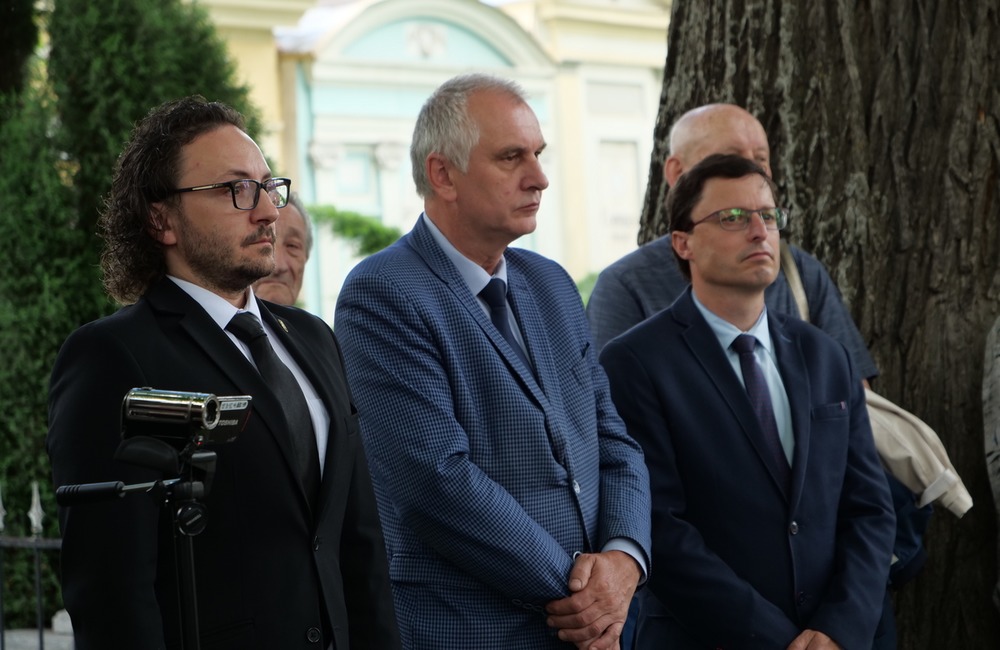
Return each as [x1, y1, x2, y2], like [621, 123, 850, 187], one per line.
[506, 270, 546, 381]
[258, 301, 351, 518]
[145, 280, 310, 510]
[506, 268, 572, 466]
[770, 314, 811, 508]
[506, 253, 589, 546]
[406, 221, 573, 471]
[407, 218, 549, 407]
[257, 301, 330, 414]
[674, 291, 791, 500]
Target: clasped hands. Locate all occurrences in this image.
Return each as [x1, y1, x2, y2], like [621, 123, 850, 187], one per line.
[787, 629, 843, 650]
[545, 550, 641, 650]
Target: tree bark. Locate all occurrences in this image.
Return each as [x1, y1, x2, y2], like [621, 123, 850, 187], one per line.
[641, 1, 1000, 647]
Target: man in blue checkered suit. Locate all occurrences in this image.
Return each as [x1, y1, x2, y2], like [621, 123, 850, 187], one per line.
[335, 74, 652, 649]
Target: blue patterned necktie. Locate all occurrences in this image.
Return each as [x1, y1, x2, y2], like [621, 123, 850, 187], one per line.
[479, 278, 531, 370]
[731, 334, 790, 486]
[227, 311, 320, 505]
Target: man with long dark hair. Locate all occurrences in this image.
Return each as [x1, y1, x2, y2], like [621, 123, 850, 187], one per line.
[48, 96, 399, 650]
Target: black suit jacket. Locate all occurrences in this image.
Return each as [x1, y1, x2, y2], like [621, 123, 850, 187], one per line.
[600, 289, 895, 650]
[47, 278, 399, 650]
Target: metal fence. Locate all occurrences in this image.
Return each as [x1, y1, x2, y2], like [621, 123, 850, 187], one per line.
[0, 482, 63, 650]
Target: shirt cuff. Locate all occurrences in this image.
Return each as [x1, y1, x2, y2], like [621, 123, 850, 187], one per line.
[602, 537, 648, 584]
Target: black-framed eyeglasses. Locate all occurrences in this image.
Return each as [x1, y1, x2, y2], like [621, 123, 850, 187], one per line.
[170, 177, 291, 211]
[690, 207, 789, 231]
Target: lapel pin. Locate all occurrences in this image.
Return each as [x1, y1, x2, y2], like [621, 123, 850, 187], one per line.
[278, 319, 289, 333]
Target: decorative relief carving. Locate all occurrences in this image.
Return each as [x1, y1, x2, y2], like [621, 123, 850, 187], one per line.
[309, 140, 344, 170]
[375, 142, 406, 171]
[407, 23, 447, 59]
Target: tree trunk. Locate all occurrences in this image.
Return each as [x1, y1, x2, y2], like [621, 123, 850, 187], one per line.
[641, 1, 1000, 647]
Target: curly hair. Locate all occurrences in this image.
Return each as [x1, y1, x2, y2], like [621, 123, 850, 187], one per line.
[99, 96, 245, 304]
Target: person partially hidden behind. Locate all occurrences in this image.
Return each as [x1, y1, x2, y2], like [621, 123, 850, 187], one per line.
[253, 191, 312, 305]
[599, 154, 895, 650]
[335, 73, 651, 649]
[47, 96, 399, 650]
[587, 104, 878, 385]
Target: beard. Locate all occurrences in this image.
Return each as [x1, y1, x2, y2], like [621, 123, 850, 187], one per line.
[173, 212, 276, 295]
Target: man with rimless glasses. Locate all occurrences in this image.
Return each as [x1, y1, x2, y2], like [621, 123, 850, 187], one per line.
[587, 105, 878, 385]
[47, 96, 399, 649]
[600, 154, 895, 650]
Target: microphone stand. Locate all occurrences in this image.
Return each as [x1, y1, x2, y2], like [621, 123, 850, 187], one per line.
[56, 436, 218, 650]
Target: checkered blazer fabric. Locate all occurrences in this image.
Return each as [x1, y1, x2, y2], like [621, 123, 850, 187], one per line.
[335, 216, 652, 648]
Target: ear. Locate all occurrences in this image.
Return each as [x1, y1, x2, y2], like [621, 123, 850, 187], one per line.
[663, 155, 684, 186]
[671, 230, 694, 261]
[426, 153, 458, 202]
[149, 202, 177, 245]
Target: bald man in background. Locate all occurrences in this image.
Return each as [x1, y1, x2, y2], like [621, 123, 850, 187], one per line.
[587, 104, 877, 385]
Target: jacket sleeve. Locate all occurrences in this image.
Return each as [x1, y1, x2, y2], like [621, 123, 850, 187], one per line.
[340, 408, 403, 649]
[794, 248, 879, 381]
[805, 374, 896, 648]
[586, 265, 648, 352]
[591, 341, 652, 570]
[47, 324, 167, 650]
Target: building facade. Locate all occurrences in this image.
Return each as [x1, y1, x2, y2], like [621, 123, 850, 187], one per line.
[192, 0, 670, 321]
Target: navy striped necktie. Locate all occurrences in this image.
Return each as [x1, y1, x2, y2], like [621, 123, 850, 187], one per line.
[731, 334, 790, 486]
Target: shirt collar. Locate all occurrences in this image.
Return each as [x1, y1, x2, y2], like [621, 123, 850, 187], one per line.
[167, 276, 263, 329]
[691, 291, 773, 354]
[422, 213, 508, 292]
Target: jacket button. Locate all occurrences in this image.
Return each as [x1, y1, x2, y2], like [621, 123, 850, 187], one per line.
[572, 480, 581, 494]
[313, 535, 322, 551]
[797, 591, 807, 605]
[306, 627, 322, 643]
[789, 521, 799, 535]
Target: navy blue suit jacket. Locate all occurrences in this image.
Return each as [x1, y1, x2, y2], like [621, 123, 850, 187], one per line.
[599, 289, 894, 650]
[335, 217, 651, 648]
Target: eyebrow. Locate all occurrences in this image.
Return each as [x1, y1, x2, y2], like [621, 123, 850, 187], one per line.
[496, 143, 547, 157]
[222, 169, 273, 181]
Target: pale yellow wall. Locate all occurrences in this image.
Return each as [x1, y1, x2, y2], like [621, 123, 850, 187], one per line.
[552, 69, 588, 277]
[184, 0, 314, 173]
[216, 27, 285, 167]
[500, 0, 670, 65]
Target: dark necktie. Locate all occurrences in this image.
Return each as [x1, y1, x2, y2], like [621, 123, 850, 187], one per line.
[479, 278, 531, 369]
[226, 311, 320, 504]
[731, 334, 790, 486]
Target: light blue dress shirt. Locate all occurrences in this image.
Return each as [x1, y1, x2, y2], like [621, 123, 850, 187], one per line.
[422, 214, 530, 354]
[692, 293, 795, 465]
